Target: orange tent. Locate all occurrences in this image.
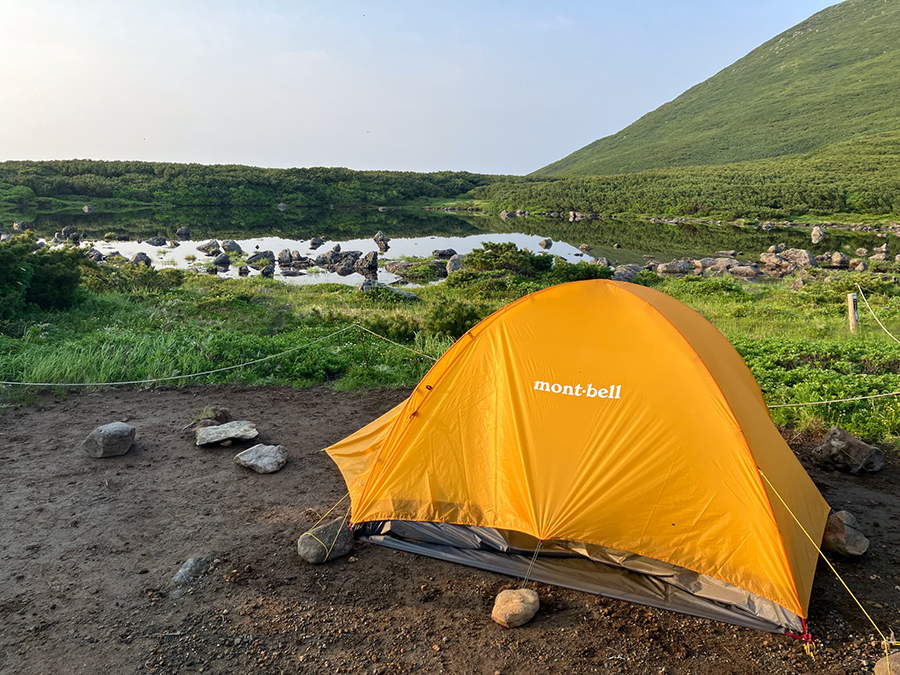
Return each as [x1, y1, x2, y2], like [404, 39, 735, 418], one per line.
[326, 279, 829, 633]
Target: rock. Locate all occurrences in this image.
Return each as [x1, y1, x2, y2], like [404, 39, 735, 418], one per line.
[767, 244, 785, 254]
[309, 237, 326, 250]
[354, 251, 378, 276]
[278, 249, 293, 265]
[277, 202, 288, 211]
[657, 259, 691, 275]
[856, 248, 869, 257]
[246, 251, 274, 267]
[82, 422, 135, 458]
[577, 243, 593, 254]
[86, 249, 105, 263]
[446, 254, 466, 275]
[813, 426, 884, 473]
[538, 238, 552, 249]
[234, 444, 287, 474]
[357, 279, 418, 300]
[854, 260, 869, 272]
[176, 226, 191, 240]
[729, 265, 758, 279]
[822, 510, 869, 557]
[761, 222, 775, 231]
[213, 252, 231, 268]
[280, 269, 305, 277]
[197, 240, 220, 255]
[171, 556, 210, 587]
[491, 589, 539, 628]
[870, 243, 890, 261]
[131, 251, 152, 266]
[373, 231, 390, 252]
[613, 243, 621, 249]
[591, 256, 612, 267]
[811, 226, 825, 244]
[716, 250, 736, 257]
[238, 265, 249, 276]
[790, 278, 805, 291]
[499, 210, 514, 221]
[261, 264, 275, 278]
[432, 248, 457, 259]
[875, 652, 900, 675]
[221, 240, 242, 254]
[195, 421, 258, 446]
[0, 233, 9, 242]
[297, 518, 354, 563]
[384, 260, 447, 279]
[83, 204, 93, 213]
[145, 236, 167, 247]
[612, 264, 643, 282]
[781, 248, 817, 268]
[831, 251, 849, 268]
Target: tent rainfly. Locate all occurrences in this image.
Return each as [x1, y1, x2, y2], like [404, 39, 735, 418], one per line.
[326, 279, 830, 634]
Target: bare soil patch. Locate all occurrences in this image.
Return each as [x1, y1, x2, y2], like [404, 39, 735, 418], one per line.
[1, 386, 898, 674]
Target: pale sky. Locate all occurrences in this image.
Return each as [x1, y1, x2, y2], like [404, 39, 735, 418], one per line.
[2, 0, 837, 174]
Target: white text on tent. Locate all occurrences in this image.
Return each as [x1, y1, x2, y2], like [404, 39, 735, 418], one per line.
[533, 381, 622, 399]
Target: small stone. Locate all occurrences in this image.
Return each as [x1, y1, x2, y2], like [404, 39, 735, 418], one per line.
[491, 589, 539, 628]
[195, 421, 258, 446]
[822, 510, 869, 557]
[234, 444, 287, 474]
[220, 439, 233, 447]
[171, 557, 210, 586]
[82, 422, 135, 458]
[297, 518, 354, 563]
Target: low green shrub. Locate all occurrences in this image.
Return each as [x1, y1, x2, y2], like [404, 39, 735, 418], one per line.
[425, 299, 488, 339]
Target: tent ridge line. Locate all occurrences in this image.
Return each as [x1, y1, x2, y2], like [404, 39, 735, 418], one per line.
[618, 282, 804, 616]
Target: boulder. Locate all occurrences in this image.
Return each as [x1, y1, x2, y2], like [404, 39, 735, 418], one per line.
[261, 264, 275, 278]
[432, 248, 457, 259]
[811, 226, 825, 245]
[875, 652, 900, 675]
[612, 264, 643, 282]
[83, 204, 93, 213]
[578, 243, 592, 253]
[277, 249, 293, 265]
[538, 238, 552, 249]
[176, 226, 191, 240]
[760, 252, 787, 267]
[213, 252, 231, 268]
[86, 249, 105, 263]
[221, 240, 242, 254]
[146, 236, 167, 247]
[831, 251, 849, 268]
[196, 240, 220, 255]
[277, 202, 288, 211]
[767, 244, 784, 254]
[716, 250, 737, 257]
[82, 422, 135, 458]
[657, 259, 691, 275]
[309, 237, 326, 250]
[854, 260, 869, 272]
[856, 248, 869, 257]
[491, 589, 539, 628]
[238, 265, 249, 276]
[813, 426, 884, 473]
[373, 231, 390, 252]
[729, 265, 758, 279]
[781, 248, 817, 268]
[354, 251, 378, 276]
[131, 251, 152, 266]
[822, 510, 869, 557]
[590, 257, 612, 267]
[870, 243, 890, 261]
[446, 254, 466, 275]
[246, 251, 274, 267]
[297, 518, 354, 563]
[195, 421, 258, 446]
[499, 210, 514, 221]
[791, 278, 805, 291]
[358, 279, 418, 300]
[234, 444, 287, 474]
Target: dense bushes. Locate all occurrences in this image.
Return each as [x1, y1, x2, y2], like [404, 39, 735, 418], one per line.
[0, 236, 86, 321]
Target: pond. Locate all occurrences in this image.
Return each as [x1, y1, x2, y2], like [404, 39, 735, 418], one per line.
[5, 205, 888, 286]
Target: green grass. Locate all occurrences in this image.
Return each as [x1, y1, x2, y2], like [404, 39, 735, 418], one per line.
[7, 253, 900, 442]
[537, 0, 900, 176]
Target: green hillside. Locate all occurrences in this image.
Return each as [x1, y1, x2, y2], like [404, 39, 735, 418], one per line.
[537, 0, 900, 177]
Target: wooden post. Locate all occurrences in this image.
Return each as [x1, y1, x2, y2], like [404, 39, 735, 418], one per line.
[848, 292, 859, 334]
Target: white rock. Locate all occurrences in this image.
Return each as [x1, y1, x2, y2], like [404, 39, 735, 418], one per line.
[195, 420, 258, 446]
[491, 589, 539, 628]
[234, 444, 287, 474]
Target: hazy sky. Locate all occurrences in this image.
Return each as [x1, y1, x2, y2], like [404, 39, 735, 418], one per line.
[2, 1, 837, 174]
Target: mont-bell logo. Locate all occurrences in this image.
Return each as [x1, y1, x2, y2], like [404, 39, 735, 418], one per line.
[533, 380, 622, 399]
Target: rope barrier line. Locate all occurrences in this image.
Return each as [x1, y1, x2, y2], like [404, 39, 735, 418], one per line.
[0, 321, 439, 388]
[357, 324, 438, 362]
[767, 390, 900, 409]
[857, 283, 900, 346]
[0, 325, 357, 388]
[758, 470, 899, 670]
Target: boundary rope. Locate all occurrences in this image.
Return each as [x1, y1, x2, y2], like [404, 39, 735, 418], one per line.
[857, 283, 900, 346]
[0, 322, 439, 388]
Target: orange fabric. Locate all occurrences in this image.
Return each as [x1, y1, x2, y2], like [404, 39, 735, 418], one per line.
[325, 280, 829, 618]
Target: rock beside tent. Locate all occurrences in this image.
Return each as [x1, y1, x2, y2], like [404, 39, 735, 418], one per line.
[491, 589, 540, 628]
[297, 518, 354, 564]
[822, 510, 869, 557]
[813, 427, 885, 473]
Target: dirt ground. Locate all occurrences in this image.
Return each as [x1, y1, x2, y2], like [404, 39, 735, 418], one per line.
[1, 386, 898, 675]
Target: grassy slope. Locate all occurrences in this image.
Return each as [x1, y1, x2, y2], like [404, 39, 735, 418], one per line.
[537, 0, 900, 177]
